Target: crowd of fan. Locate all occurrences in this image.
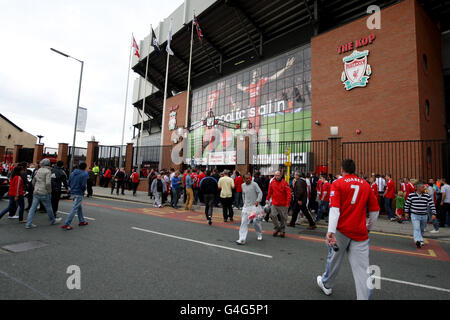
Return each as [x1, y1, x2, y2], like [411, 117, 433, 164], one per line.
[97, 166, 450, 233]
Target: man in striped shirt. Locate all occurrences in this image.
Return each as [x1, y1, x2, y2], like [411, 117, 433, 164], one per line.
[404, 181, 437, 248]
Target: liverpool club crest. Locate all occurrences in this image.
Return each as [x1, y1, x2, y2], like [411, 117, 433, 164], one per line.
[168, 111, 177, 130]
[341, 50, 372, 90]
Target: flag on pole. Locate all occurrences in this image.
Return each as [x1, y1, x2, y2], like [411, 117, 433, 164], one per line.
[151, 28, 161, 53]
[166, 22, 174, 56]
[132, 36, 140, 58]
[76, 107, 87, 132]
[193, 15, 204, 44]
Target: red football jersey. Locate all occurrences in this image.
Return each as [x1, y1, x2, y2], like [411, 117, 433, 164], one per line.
[385, 180, 396, 199]
[371, 182, 378, 199]
[330, 175, 380, 241]
[321, 181, 331, 202]
[316, 180, 323, 196]
[400, 183, 406, 193]
[246, 77, 268, 107]
[131, 172, 140, 183]
[234, 176, 243, 193]
[405, 182, 415, 199]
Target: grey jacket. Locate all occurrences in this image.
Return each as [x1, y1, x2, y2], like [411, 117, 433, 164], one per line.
[151, 178, 167, 194]
[32, 166, 52, 195]
[242, 181, 263, 208]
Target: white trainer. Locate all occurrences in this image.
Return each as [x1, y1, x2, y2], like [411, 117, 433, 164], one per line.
[8, 215, 19, 219]
[235, 240, 245, 245]
[52, 218, 62, 225]
[430, 229, 439, 234]
[317, 276, 332, 296]
[257, 235, 262, 241]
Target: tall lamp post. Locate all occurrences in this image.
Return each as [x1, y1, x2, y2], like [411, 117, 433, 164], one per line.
[50, 48, 84, 173]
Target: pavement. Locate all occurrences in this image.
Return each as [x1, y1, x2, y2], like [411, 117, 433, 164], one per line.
[91, 186, 450, 241]
[0, 195, 449, 300]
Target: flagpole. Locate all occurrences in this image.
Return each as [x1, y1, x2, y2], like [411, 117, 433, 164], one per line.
[159, 20, 172, 171]
[185, 17, 194, 129]
[119, 33, 133, 170]
[138, 26, 152, 173]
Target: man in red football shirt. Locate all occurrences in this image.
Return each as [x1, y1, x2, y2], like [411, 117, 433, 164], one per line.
[369, 176, 378, 201]
[404, 177, 416, 200]
[383, 174, 396, 221]
[400, 178, 406, 194]
[130, 169, 140, 197]
[237, 57, 295, 134]
[317, 159, 380, 300]
[316, 174, 331, 223]
[233, 171, 244, 210]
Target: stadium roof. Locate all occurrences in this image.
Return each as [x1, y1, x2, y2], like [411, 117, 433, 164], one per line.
[132, 0, 450, 130]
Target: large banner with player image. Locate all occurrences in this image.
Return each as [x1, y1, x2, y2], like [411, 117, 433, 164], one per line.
[186, 44, 312, 166]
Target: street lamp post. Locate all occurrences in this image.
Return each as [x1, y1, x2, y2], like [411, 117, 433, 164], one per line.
[51, 48, 84, 173]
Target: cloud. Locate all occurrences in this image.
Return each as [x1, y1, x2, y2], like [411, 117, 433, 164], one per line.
[0, 0, 183, 148]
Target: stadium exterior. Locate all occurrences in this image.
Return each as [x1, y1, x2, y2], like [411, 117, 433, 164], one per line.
[131, 0, 450, 181]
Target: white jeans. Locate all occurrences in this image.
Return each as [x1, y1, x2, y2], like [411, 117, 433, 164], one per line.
[154, 192, 162, 206]
[239, 207, 262, 242]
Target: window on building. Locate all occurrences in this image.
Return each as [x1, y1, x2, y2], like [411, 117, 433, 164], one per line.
[425, 99, 430, 119]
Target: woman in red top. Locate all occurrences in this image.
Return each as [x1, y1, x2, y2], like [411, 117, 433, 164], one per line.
[0, 166, 25, 222]
[369, 176, 378, 200]
[234, 171, 244, 209]
[130, 169, 140, 196]
[383, 174, 396, 221]
[103, 168, 112, 188]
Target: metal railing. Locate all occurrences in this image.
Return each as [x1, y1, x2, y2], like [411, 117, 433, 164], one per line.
[43, 147, 58, 157]
[133, 145, 172, 169]
[342, 140, 448, 183]
[95, 145, 125, 169]
[68, 146, 87, 168]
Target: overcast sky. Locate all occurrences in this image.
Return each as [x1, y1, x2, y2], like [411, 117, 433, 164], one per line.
[0, 0, 183, 149]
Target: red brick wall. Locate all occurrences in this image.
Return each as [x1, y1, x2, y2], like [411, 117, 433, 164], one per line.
[161, 91, 188, 171]
[311, 0, 430, 142]
[57, 143, 69, 167]
[414, 1, 447, 141]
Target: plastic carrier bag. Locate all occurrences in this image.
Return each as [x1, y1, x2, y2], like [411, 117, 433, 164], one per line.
[248, 205, 265, 223]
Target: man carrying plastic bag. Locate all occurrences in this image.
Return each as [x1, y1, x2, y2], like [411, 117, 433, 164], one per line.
[236, 173, 264, 245]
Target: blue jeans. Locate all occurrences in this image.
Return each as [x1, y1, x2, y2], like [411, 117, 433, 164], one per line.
[317, 201, 329, 222]
[64, 195, 86, 226]
[444, 203, 450, 226]
[427, 206, 439, 231]
[193, 188, 199, 205]
[411, 214, 428, 242]
[26, 194, 55, 227]
[171, 188, 179, 208]
[385, 198, 394, 219]
[0, 196, 25, 220]
[234, 192, 243, 208]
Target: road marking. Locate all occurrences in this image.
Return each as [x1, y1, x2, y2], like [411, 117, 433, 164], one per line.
[375, 276, 450, 293]
[374, 246, 436, 258]
[92, 196, 148, 205]
[59, 212, 96, 221]
[0, 269, 52, 299]
[308, 223, 450, 244]
[80, 201, 450, 261]
[132, 227, 273, 259]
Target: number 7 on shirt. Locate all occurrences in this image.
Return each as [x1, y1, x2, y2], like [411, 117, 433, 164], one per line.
[350, 185, 360, 204]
